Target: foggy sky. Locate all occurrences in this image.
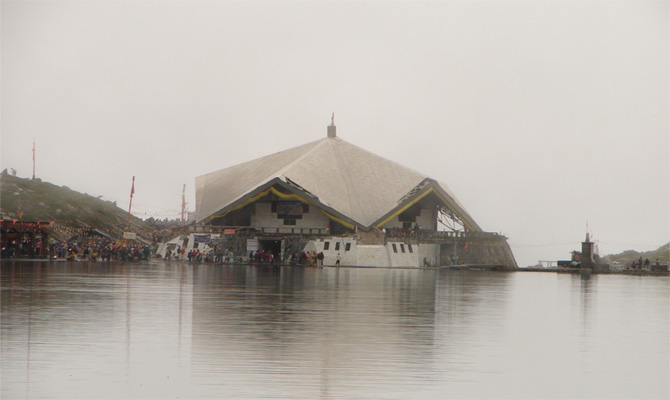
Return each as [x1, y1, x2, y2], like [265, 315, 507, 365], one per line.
[2, 1, 668, 267]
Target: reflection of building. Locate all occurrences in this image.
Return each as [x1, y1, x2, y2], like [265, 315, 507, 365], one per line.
[191, 121, 516, 268]
[189, 265, 441, 396]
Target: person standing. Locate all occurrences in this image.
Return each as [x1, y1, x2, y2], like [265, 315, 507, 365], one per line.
[335, 253, 341, 266]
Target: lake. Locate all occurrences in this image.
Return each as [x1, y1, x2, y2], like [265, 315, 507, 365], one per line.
[2, 260, 668, 399]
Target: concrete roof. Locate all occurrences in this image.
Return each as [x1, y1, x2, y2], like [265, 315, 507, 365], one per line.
[195, 136, 481, 230]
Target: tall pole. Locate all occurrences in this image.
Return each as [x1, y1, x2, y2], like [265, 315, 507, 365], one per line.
[32, 140, 36, 180]
[126, 176, 135, 232]
[181, 184, 186, 226]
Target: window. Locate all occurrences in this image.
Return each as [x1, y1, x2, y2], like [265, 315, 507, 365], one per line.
[324, 242, 330, 250]
[302, 203, 309, 213]
[408, 244, 413, 253]
[335, 242, 340, 251]
[283, 219, 296, 225]
[345, 243, 351, 252]
[392, 244, 397, 253]
[400, 244, 405, 253]
[276, 201, 304, 219]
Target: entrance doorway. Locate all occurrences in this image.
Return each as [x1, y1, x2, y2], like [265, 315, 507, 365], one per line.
[259, 239, 282, 258]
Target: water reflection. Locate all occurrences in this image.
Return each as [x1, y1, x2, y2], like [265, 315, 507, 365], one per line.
[2, 261, 196, 399]
[2, 261, 668, 399]
[189, 265, 445, 399]
[577, 274, 595, 339]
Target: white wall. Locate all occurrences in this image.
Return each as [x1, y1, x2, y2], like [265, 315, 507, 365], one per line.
[307, 237, 435, 268]
[417, 243, 439, 267]
[356, 245, 393, 267]
[307, 237, 356, 266]
[157, 233, 220, 258]
[416, 209, 435, 230]
[377, 242, 418, 267]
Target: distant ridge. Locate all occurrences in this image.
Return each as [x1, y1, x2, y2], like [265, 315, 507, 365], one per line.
[600, 242, 670, 266]
[0, 174, 151, 241]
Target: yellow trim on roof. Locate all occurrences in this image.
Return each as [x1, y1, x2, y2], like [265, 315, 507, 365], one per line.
[374, 187, 475, 231]
[374, 188, 434, 228]
[210, 186, 311, 219]
[321, 210, 355, 229]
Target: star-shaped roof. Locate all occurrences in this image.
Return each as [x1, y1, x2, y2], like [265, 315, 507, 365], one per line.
[195, 136, 480, 231]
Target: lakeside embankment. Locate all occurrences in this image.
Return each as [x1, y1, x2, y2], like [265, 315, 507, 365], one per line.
[4, 258, 668, 276]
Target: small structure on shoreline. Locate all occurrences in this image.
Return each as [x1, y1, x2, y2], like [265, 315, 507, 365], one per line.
[1, 219, 51, 259]
[551, 232, 669, 275]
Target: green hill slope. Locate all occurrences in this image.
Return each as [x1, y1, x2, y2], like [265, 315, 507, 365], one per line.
[1, 174, 151, 241]
[600, 242, 670, 266]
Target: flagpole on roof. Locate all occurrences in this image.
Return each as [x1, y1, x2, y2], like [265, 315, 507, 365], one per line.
[126, 176, 135, 232]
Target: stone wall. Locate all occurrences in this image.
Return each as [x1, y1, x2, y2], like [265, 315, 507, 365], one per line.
[439, 236, 517, 268]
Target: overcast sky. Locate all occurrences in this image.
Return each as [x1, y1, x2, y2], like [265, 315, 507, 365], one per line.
[2, 1, 668, 266]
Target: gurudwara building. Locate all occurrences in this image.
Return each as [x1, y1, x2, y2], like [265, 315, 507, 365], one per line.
[184, 120, 516, 268]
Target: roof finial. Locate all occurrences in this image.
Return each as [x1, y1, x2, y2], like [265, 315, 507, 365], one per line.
[327, 112, 337, 138]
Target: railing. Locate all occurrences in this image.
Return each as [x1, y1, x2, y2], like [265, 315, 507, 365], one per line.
[180, 225, 503, 242]
[183, 225, 329, 236]
[385, 229, 505, 243]
[432, 231, 504, 239]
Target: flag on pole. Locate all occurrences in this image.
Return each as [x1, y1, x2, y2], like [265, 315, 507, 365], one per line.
[181, 184, 186, 225]
[126, 176, 136, 233]
[32, 140, 36, 180]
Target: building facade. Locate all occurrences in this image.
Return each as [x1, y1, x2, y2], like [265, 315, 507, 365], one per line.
[181, 121, 516, 268]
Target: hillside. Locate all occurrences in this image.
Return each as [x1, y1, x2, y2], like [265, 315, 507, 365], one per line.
[600, 242, 670, 266]
[0, 174, 151, 241]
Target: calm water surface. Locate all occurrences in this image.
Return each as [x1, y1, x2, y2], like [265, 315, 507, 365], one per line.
[2, 260, 668, 399]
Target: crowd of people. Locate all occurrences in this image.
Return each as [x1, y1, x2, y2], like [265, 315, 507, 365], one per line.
[0, 237, 154, 262]
[51, 240, 154, 262]
[162, 247, 330, 266]
[288, 251, 325, 266]
[164, 246, 240, 264]
[630, 256, 661, 270]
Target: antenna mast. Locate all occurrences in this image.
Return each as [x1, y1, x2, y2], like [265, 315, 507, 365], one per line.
[32, 140, 36, 180]
[181, 184, 187, 226]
